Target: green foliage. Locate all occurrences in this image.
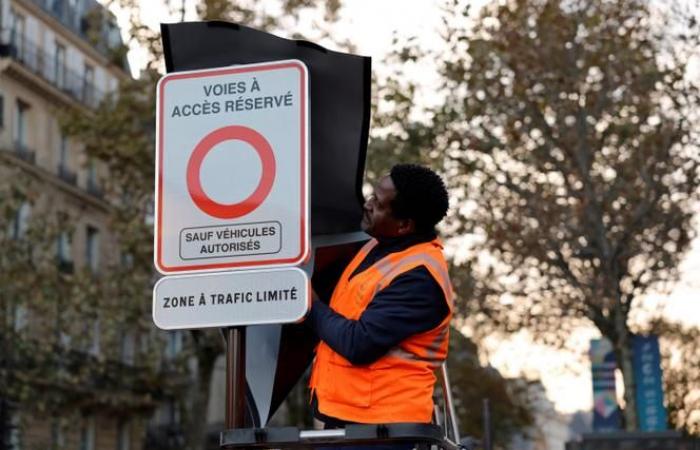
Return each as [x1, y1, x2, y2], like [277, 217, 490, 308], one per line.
[0, 170, 177, 421]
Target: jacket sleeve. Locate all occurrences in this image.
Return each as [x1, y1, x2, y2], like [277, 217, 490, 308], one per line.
[307, 266, 449, 366]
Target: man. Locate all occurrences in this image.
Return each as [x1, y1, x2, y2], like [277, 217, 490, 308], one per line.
[307, 164, 453, 429]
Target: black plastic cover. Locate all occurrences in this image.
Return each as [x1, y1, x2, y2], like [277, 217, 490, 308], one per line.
[161, 21, 371, 236]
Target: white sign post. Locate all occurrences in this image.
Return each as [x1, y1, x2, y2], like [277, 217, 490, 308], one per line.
[153, 267, 310, 330]
[155, 60, 309, 275]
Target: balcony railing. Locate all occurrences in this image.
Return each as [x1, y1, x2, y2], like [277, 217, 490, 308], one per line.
[13, 141, 36, 164]
[58, 164, 78, 186]
[2, 36, 105, 109]
[27, 0, 127, 65]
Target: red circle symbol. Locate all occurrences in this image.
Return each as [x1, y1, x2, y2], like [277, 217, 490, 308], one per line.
[186, 126, 276, 219]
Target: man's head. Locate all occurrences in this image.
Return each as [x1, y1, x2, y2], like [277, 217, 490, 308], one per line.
[361, 164, 449, 239]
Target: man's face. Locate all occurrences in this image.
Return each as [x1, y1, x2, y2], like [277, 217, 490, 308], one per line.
[361, 175, 403, 239]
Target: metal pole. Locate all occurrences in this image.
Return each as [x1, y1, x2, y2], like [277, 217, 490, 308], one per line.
[225, 327, 247, 429]
[482, 398, 492, 450]
[439, 363, 461, 443]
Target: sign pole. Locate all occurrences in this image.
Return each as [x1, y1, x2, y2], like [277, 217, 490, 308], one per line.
[225, 326, 247, 428]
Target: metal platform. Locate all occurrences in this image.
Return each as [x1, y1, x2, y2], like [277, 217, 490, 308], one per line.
[220, 423, 461, 449]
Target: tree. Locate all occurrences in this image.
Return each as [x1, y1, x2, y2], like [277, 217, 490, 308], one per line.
[365, 37, 436, 182]
[428, 0, 700, 431]
[0, 169, 168, 443]
[446, 330, 533, 448]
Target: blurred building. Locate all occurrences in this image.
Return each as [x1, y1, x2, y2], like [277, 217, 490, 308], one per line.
[0, 0, 120, 274]
[0, 1, 187, 449]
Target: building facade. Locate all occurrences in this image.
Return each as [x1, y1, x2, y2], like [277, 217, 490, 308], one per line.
[0, 0, 119, 279]
[0, 1, 188, 450]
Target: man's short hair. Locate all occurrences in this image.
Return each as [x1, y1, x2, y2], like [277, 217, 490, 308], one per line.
[389, 164, 449, 234]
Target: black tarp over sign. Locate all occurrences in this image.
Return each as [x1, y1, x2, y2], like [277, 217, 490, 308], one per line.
[160, 21, 372, 426]
[161, 21, 371, 236]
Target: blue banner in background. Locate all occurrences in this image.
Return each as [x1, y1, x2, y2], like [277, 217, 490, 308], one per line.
[632, 335, 668, 431]
[590, 338, 622, 431]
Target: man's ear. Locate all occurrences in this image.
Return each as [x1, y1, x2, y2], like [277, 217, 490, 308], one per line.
[397, 218, 416, 235]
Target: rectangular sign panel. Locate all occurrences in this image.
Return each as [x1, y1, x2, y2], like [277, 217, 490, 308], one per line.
[152, 268, 310, 330]
[155, 60, 309, 274]
[632, 335, 668, 431]
[590, 338, 622, 431]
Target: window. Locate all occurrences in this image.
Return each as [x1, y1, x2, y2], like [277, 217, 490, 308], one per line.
[12, 302, 28, 332]
[165, 331, 182, 359]
[120, 252, 134, 269]
[11, 11, 25, 60]
[14, 100, 29, 151]
[155, 400, 180, 426]
[121, 331, 135, 365]
[79, 416, 95, 450]
[145, 199, 154, 226]
[58, 134, 68, 169]
[168, 401, 180, 425]
[56, 132, 76, 185]
[87, 158, 99, 193]
[86, 226, 99, 273]
[59, 331, 72, 348]
[51, 419, 64, 450]
[54, 43, 66, 89]
[7, 409, 21, 450]
[57, 231, 72, 263]
[48, 0, 61, 15]
[116, 420, 130, 450]
[11, 202, 31, 240]
[140, 332, 151, 355]
[0, 91, 4, 128]
[89, 318, 101, 356]
[83, 64, 95, 105]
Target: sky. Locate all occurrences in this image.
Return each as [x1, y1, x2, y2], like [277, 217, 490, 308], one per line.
[107, 0, 700, 423]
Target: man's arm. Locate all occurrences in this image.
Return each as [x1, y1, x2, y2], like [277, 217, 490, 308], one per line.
[307, 266, 449, 366]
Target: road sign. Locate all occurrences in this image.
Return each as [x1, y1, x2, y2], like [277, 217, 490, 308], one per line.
[155, 60, 309, 274]
[152, 267, 310, 330]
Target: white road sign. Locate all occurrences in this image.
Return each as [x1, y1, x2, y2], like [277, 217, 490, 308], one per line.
[152, 267, 310, 330]
[155, 60, 309, 274]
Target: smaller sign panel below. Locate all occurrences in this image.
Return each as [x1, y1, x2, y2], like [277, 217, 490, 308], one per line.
[153, 268, 309, 330]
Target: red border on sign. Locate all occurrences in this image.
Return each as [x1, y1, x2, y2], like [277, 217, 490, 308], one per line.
[186, 125, 276, 219]
[156, 61, 307, 273]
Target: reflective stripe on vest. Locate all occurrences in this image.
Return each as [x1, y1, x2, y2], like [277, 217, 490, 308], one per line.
[375, 253, 454, 308]
[386, 324, 449, 368]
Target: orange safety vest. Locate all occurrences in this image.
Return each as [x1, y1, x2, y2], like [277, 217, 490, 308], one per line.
[309, 238, 454, 424]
